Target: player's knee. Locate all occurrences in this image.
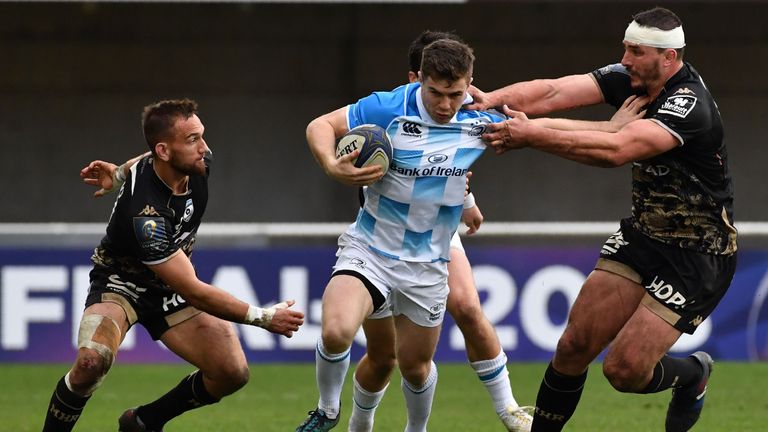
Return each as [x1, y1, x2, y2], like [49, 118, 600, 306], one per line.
[321, 325, 355, 353]
[369, 352, 397, 376]
[69, 314, 121, 395]
[69, 350, 111, 394]
[602, 355, 646, 392]
[555, 330, 592, 360]
[223, 363, 251, 393]
[208, 358, 250, 394]
[398, 360, 431, 386]
[447, 297, 483, 327]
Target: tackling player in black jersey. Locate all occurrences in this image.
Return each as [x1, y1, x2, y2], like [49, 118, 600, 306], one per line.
[470, 7, 736, 432]
[42, 99, 304, 432]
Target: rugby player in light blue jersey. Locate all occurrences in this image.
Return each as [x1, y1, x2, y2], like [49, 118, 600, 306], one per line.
[347, 30, 533, 432]
[296, 39, 503, 432]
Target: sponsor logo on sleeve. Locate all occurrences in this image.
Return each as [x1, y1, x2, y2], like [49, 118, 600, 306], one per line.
[133, 216, 169, 254]
[349, 257, 366, 269]
[658, 95, 697, 118]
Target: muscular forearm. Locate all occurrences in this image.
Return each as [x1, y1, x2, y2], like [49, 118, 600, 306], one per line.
[182, 280, 251, 323]
[531, 117, 616, 132]
[525, 126, 626, 168]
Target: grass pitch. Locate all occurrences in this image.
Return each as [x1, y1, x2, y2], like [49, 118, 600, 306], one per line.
[4, 362, 767, 431]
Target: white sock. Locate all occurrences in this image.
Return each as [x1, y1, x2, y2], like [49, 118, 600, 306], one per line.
[401, 361, 438, 432]
[348, 375, 388, 432]
[316, 339, 350, 419]
[470, 351, 518, 414]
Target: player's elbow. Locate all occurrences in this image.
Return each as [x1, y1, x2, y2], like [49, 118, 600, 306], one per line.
[306, 117, 324, 141]
[594, 154, 628, 168]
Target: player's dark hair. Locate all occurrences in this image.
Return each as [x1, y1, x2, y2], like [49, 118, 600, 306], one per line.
[408, 30, 464, 74]
[420, 39, 474, 83]
[141, 98, 199, 154]
[633, 7, 682, 30]
[633, 7, 685, 59]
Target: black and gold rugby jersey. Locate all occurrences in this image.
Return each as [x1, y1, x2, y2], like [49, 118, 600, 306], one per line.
[91, 154, 210, 288]
[592, 63, 737, 255]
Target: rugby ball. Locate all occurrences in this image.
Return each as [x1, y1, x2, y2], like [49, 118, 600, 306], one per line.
[336, 124, 392, 175]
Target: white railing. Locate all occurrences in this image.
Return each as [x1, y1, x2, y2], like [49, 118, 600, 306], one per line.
[1, 222, 767, 238]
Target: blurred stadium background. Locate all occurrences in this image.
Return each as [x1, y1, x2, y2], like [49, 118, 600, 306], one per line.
[1, 0, 767, 430]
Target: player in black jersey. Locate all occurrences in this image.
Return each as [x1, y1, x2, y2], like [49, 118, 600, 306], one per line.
[41, 99, 304, 432]
[469, 7, 736, 432]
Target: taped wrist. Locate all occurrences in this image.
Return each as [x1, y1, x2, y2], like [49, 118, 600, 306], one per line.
[244, 304, 276, 328]
[463, 192, 476, 209]
[108, 163, 128, 194]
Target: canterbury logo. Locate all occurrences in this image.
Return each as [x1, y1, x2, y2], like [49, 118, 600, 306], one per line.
[402, 122, 422, 135]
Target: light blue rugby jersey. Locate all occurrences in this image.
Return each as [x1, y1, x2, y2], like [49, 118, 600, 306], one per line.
[344, 83, 502, 263]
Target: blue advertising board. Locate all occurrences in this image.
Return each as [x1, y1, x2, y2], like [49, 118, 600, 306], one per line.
[1, 247, 766, 363]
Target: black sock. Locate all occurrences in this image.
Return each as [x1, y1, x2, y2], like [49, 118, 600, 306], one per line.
[42, 376, 91, 432]
[639, 355, 704, 394]
[531, 363, 588, 432]
[136, 370, 220, 430]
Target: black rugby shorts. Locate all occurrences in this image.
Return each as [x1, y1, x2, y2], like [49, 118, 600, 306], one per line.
[595, 219, 737, 334]
[85, 265, 201, 340]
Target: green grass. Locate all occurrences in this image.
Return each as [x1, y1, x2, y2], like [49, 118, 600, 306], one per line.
[4, 362, 767, 431]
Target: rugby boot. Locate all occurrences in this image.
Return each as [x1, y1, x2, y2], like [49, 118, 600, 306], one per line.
[296, 408, 340, 432]
[665, 351, 714, 431]
[118, 408, 163, 432]
[499, 405, 533, 432]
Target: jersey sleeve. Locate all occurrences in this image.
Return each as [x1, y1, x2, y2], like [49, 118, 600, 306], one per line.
[650, 87, 712, 146]
[347, 88, 405, 130]
[591, 63, 636, 109]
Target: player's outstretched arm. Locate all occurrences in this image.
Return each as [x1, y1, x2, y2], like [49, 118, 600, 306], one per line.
[307, 107, 383, 186]
[466, 74, 602, 116]
[80, 152, 150, 197]
[484, 105, 679, 167]
[530, 95, 649, 132]
[149, 251, 305, 337]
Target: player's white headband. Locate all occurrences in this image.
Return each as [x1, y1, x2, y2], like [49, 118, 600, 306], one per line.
[624, 20, 685, 49]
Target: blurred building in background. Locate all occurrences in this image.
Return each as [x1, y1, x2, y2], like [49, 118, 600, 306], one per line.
[1, 1, 766, 224]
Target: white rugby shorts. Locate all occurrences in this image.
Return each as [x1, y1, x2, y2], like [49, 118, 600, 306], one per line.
[449, 231, 464, 253]
[334, 234, 449, 327]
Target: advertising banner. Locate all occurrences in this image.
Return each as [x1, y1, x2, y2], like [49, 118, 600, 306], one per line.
[1, 247, 766, 363]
